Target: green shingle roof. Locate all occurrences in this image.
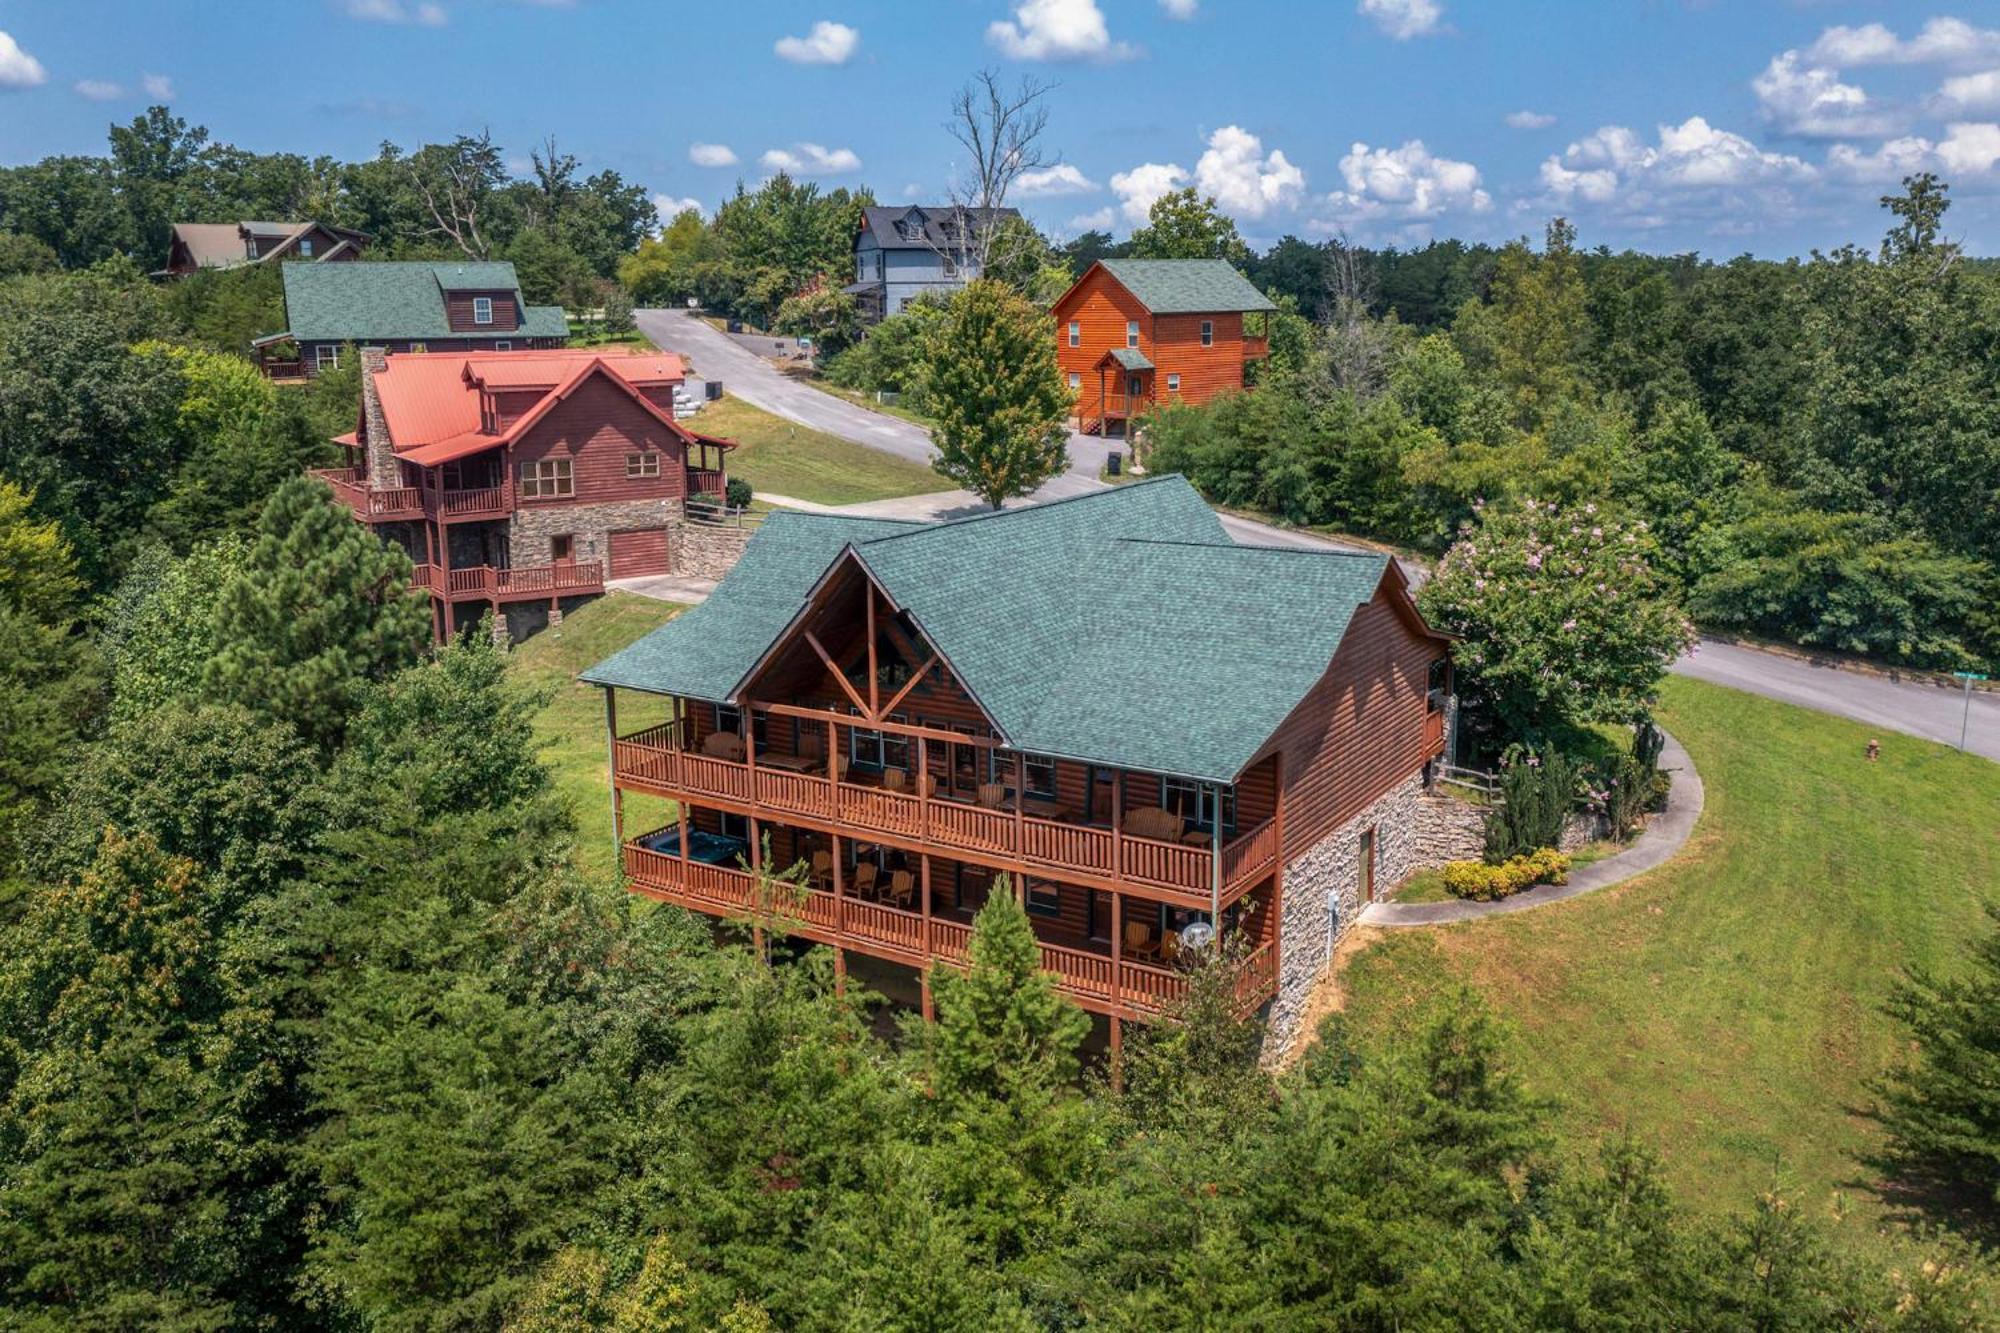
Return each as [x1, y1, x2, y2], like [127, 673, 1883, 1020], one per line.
[1103, 347, 1154, 371]
[583, 477, 1403, 784]
[1098, 259, 1277, 315]
[274, 260, 564, 342]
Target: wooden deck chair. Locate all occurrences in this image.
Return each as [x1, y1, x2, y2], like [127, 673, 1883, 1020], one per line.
[1123, 920, 1158, 960]
[852, 860, 878, 898]
[810, 850, 832, 891]
[882, 767, 908, 793]
[701, 731, 745, 762]
[976, 782, 1006, 809]
[885, 869, 915, 909]
[915, 774, 937, 799]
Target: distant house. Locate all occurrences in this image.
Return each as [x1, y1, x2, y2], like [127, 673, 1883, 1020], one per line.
[1051, 259, 1276, 436]
[314, 347, 733, 643]
[847, 205, 1020, 320]
[252, 260, 570, 379]
[159, 220, 368, 277]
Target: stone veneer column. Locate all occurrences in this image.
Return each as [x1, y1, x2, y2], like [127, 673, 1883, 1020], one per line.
[358, 348, 399, 491]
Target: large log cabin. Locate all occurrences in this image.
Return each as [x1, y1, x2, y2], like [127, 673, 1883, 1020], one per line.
[584, 477, 1454, 1057]
[314, 347, 732, 644]
[157, 219, 369, 277]
[252, 260, 569, 380]
[1052, 259, 1276, 436]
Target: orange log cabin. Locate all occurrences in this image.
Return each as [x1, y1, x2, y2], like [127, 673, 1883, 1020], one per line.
[584, 477, 1453, 1055]
[315, 347, 732, 644]
[1052, 259, 1276, 436]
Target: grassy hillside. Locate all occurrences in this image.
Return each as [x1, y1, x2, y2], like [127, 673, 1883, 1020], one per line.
[508, 591, 687, 881]
[697, 394, 942, 505]
[1340, 676, 2000, 1251]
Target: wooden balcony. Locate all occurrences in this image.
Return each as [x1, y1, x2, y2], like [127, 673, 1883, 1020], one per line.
[611, 724, 1280, 910]
[1242, 335, 1270, 361]
[311, 468, 510, 522]
[409, 560, 604, 602]
[620, 837, 1278, 1020]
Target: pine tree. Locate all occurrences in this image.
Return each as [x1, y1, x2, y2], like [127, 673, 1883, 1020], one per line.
[928, 881, 1089, 1102]
[925, 280, 1071, 509]
[203, 477, 427, 750]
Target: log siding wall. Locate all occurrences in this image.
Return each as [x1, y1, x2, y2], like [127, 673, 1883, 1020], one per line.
[445, 289, 523, 333]
[511, 375, 690, 506]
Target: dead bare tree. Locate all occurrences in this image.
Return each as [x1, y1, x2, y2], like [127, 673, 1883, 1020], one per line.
[406, 131, 505, 259]
[942, 69, 1058, 282]
[1321, 231, 1396, 401]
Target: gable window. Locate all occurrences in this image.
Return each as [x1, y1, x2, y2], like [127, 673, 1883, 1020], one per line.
[625, 452, 661, 479]
[314, 344, 339, 371]
[473, 296, 494, 325]
[550, 534, 574, 562]
[1167, 373, 1181, 394]
[1200, 319, 1213, 347]
[298, 237, 315, 258]
[1067, 320, 1080, 347]
[517, 457, 573, 499]
[1163, 777, 1236, 836]
[1126, 320, 1140, 349]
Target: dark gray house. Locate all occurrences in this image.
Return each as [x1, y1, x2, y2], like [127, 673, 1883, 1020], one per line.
[847, 205, 1020, 320]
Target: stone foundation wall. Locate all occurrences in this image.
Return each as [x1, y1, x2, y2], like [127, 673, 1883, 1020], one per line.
[1265, 771, 1425, 1055]
[673, 521, 754, 580]
[1413, 791, 1616, 862]
[508, 497, 685, 569]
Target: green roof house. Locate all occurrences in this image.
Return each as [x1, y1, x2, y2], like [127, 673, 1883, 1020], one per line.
[585, 476, 1455, 1050]
[253, 260, 568, 378]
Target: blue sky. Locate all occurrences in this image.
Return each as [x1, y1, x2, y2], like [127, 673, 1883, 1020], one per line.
[2, 1, 1999, 257]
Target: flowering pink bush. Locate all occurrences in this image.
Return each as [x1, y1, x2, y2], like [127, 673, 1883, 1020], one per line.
[1418, 498, 1695, 742]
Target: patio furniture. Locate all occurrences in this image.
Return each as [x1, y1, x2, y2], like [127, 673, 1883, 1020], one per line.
[761, 751, 822, 773]
[701, 732, 746, 762]
[810, 850, 832, 891]
[884, 869, 915, 909]
[915, 774, 937, 799]
[1123, 806, 1183, 841]
[1123, 920, 1160, 961]
[1179, 828, 1213, 846]
[976, 782, 1006, 809]
[882, 767, 908, 793]
[1162, 929, 1182, 962]
[852, 861, 878, 898]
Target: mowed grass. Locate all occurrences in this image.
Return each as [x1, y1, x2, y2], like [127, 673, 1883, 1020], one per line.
[1340, 675, 2000, 1247]
[508, 591, 687, 882]
[696, 394, 942, 506]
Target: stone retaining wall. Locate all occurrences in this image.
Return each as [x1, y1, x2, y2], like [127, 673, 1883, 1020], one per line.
[673, 521, 754, 580]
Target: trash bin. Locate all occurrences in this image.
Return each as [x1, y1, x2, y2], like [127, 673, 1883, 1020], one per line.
[1106, 450, 1123, 477]
[726, 320, 743, 334]
[706, 380, 724, 402]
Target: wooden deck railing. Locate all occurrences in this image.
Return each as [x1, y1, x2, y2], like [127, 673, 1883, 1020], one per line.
[612, 733, 1277, 903]
[405, 561, 605, 601]
[619, 839, 1280, 1018]
[312, 468, 423, 519]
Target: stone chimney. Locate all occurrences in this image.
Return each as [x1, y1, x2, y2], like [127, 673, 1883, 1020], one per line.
[358, 348, 399, 490]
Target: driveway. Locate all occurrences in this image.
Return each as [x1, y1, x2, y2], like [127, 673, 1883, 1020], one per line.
[1670, 639, 1997, 762]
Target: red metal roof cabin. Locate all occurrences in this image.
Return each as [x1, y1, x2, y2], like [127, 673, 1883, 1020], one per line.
[313, 347, 733, 643]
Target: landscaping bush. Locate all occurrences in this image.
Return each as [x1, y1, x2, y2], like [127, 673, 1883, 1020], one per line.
[1444, 848, 1571, 901]
[724, 477, 753, 510]
[1484, 749, 1580, 861]
[1594, 720, 1672, 839]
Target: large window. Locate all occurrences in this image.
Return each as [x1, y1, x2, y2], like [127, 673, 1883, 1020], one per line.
[314, 344, 339, 371]
[473, 296, 494, 325]
[990, 750, 1057, 799]
[1163, 777, 1236, 835]
[517, 458, 573, 498]
[848, 710, 909, 772]
[625, 452, 661, 478]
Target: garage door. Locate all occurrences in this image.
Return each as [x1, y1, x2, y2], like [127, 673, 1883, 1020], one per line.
[607, 527, 671, 579]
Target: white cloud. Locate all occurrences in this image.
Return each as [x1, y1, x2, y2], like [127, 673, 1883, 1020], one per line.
[1938, 68, 2000, 112]
[1109, 161, 1188, 223]
[1806, 18, 2000, 69]
[1358, 0, 1443, 41]
[74, 79, 124, 101]
[1068, 207, 1116, 231]
[340, 0, 447, 25]
[1194, 125, 1304, 218]
[1536, 117, 1816, 231]
[1015, 163, 1100, 197]
[653, 194, 704, 223]
[1159, 0, 1197, 17]
[1322, 139, 1489, 222]
[759, 142, 862, 175]
[0, 31, 47, 89]
[987, 0, 1133, 62]
[774, 20, 859, 66]
[141, 73, 174, 100]
[1752, 50, 1897, 138]
[1830, 122, 2000, 179]
[1505, 109, 1555, 130]
[689, 142, 738, 167]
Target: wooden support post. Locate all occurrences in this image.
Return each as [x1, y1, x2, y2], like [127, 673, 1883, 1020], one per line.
[917, 738, 929, 837]
[1108, 1015, 1123, 1094]
[1014, 752, 1027, 847]
[920, 852, 934, 1022]
[604, 689, 622, 877]
[748, 815, 764, 960]
[1210, 783, 1224, 943]
[1271, 752, 1285, 973]
[865, 585, 879, 717]
[676, 792, 690, 867]
[832, 833, 846, 997]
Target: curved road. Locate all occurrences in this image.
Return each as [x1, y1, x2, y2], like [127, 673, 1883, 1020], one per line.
[637, 307, 1998, 761]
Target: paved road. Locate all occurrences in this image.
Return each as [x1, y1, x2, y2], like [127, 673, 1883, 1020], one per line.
[1670, 638, 1998, 762]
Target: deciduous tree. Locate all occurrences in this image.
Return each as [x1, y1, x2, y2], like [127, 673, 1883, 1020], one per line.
[925, 280, 1070, 508]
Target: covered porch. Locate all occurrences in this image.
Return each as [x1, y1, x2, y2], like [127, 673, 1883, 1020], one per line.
[1086, 347, 1154, 437]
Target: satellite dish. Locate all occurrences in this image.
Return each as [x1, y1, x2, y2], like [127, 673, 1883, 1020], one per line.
[1179, 921, 1216, 953]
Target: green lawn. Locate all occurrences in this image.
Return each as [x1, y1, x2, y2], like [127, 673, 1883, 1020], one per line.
[1341, 676, 2000, 1255]
[696, 395, 943, 506]
[815, 380, 935, 429]
[566, 322, 656, 350]
[509, 592, 687, 882]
